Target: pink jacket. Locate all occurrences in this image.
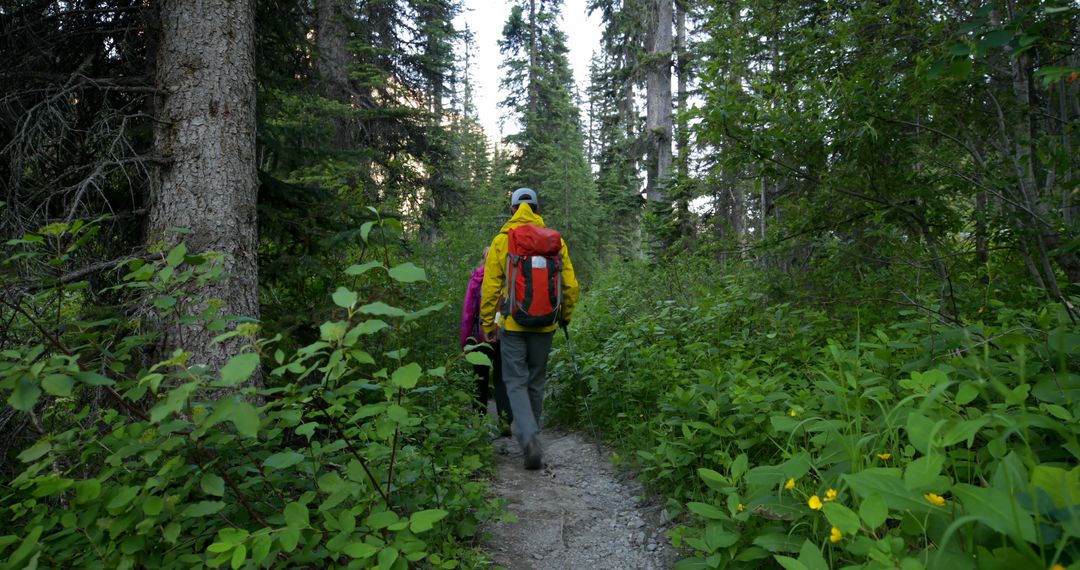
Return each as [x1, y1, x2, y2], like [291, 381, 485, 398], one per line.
[460, 266, 484, 347]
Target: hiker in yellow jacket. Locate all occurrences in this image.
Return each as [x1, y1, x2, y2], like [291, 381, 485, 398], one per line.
[480, 188, 579, 469]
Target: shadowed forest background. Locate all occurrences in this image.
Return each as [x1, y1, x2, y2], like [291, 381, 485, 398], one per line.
[1, 1, 1078, 568]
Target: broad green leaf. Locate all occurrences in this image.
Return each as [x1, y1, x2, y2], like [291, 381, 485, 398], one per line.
[351, 319, 388, 336]
[41, 374, 74, 397]
[229, 401, 260, 438]
[464, 351, 491, 367]
[182, 501, 226, 518]
[108, 486, 139, 510]
[8, 377, 41, 411]
[952, 483, 1036, 542]
[843, 469, 932, 514]
[201, 473, 225, 497]
[345, 260, 383, 275]
[823, 503, 860, 534]
[753, 533, 805, 553]
[142, 495, 164, 516]
[378, 546, 399, 569]
[358, 302, 406, 317]
[978, 29, 1013, 50]
[859, 493, 888, 529]
[76, 479, 101, 503]
[332, 287, 358, 308]
[409, 509, 448, 533]
[704, 523, 740, 549]
[264, 451, 305, 469]
[366, 510, 399, 529]
[164, 522, 181, 544]
[17, 440, 51, 463]
[219, 353, 260, 387]
[391, 363, 422, 389]
[797, 539, 828, 570]
[388, 262, 427, 283]
[731, 453, 749, 482]
[76, 370, 115, 386]
[687, 501, 729, 520]
[1030, 465, 1080, 509]
[904, 455, 944, 490]
[774, 556, 809, 570]
[344, 542, 378, 558]
[278, 526, 300, 552]
[166, 243, 187, 267]
[284, 501, 309, 530]
[360, 221, 375, 242]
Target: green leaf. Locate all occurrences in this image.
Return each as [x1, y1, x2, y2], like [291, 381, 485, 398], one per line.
[201, 473, 225, 497]
[904, 455, 944, 489]
[344, 542, 378, 559]
[264, 451, 305, 469]
[230, 544, 247, 569]
[952, 483, 1036, 542]
[182, 501, 225, 518]
[166, 243, 187, 267]
[464, 351, 491, 367]
[388, 262, 427, 283]
[391, 363, 422, 389]
[378, 546, 399, 569]
[17, 440, 52, 462]
[978, 29, 1013, 50]
[366, 510, 399, 529]
[218, 353, 260, 387]
[950, 57, 972, 79]
[284, 502, 309, 530]
[843, 469, 932, 514]
[8, 377, 41, 411]
[360, 221, 375, 242]
[76, 479, 101, 503]
[41, 374, 74, 397]
[731, 453, 749, 482]
[278, 526, 300, 552]
[108, 486, 139, 510]
[858, 493, 888, 529]
[345, 261, 383, 275]
[797, 539, 829, 570]
[164, 522, 181, 544]
[229, 401, 260, 438]
[332, 287, 358, 308]
[687, 501, 729, 520]
[822, 503, 860, 534]
[774, 556, 809, 570]
[409, 509, 448, 533]
[143, 495, 164, 516]
[76, 370, 115, 386]
[358, 302, 406, 317]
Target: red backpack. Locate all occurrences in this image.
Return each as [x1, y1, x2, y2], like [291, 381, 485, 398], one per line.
[502, 224, 563, 327]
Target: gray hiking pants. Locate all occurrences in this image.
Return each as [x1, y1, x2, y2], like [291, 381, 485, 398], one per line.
[500, 330, 554, 451]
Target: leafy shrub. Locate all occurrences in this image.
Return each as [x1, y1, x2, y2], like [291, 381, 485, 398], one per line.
[0, 221, 499, 569]
[548, 258, 1079, 570]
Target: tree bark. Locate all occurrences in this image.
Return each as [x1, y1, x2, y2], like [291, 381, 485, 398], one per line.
[316, 0, 354, 148]
[674, 0, 688, 181]
[644, 0, 673, 202]
[149, 0, 260, 384]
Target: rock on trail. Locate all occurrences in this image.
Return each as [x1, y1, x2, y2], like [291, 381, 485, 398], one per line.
[482, 428, 678, 569]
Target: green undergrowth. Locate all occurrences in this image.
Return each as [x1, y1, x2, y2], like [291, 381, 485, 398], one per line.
[547, 259, 1079, 570]
[0, 219, 500, 569]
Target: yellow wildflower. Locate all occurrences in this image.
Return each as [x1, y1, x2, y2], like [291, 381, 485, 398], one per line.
[789, 408, 798, 417]
[808, 495, 823, 510]
[829, 527, 843, 543]
[924, 492, 947, 507]
[784, 478, 796, 490]
[737, 503, 745, 512]
[1050, 565, 1066, 570]
[824, 488, 838, 502]
[877, 453, 892, 460]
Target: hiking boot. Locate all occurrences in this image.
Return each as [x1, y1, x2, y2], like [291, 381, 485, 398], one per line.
[524, 437, 543, 470]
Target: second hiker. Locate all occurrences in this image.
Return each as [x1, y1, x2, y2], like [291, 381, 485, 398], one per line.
[480, 188, 579, 469]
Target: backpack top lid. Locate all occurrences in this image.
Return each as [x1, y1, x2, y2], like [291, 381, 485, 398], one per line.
[508, 224, 561, 256]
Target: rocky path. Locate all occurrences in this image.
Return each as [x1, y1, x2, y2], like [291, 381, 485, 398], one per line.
[482, 428, 678, 569]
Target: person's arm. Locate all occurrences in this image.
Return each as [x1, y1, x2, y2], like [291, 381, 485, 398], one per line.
[479, 237, 505, 335]
[558, 239, 579, 326]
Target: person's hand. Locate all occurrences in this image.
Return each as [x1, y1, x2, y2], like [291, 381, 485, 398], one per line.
[482, 329, 499, 344]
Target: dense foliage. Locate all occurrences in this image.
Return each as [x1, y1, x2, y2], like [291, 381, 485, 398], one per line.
[548, 258, 1079, 569]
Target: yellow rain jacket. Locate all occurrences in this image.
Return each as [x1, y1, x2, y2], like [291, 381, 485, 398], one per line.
[480, 203, 579, 334]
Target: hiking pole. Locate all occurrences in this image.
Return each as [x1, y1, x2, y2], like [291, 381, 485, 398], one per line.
[563, 327, 602, 458]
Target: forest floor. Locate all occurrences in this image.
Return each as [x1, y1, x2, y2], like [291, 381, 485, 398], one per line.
[481, 426, 679, 569]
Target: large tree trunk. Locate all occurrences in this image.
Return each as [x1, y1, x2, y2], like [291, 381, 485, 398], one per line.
[644, 0, 673, 202]
[674, 0, 688, 181]
[316, 0, 354, 148]
[149, 0, 260, 383]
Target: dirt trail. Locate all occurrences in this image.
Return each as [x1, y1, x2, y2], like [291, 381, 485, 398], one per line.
[482, 428, 678, 569]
